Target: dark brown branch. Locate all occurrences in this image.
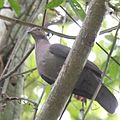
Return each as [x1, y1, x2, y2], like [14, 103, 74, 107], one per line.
[12, 67, 37, 76]
[0, 14, 119, 39]
[0, 95, 38, 107]
[0, 15, 76, 39]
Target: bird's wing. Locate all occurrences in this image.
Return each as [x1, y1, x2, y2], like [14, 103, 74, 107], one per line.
[50, 43, 102, 76]
[49, 44, 70, 58]
[85, 60, 102, 77]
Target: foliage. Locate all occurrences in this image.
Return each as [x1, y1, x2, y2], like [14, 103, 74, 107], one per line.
[46, 0, 64, 8]
[68, 0, 86, 21]
[46, 0, 86, 21]
[8, 0, 21, 15]
[1, 0, 120, 120]
[0, 0, 21, 15]
[0, 0, 4, 8]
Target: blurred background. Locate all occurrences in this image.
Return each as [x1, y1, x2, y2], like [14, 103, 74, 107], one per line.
[0, 0, 120, 120]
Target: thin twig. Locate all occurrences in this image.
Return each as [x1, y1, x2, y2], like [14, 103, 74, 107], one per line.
[0, 14, 119, 39]
[42, 0, 49, 26]
[83, 21, 120, 120]
[60, 4, 67, 44]
[96, 42, 120, 66]
[81, 101, 85, 120]
[32, 85, 47, 120]
[0, 95, 38, 107]
[99, 25, 118, 35]
[0, 15, 76, 39]
[102, 23, 120, 77]
[12, 67, 37, 76]
[60, 6, 81, 28]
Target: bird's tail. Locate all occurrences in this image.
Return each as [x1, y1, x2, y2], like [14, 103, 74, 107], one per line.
[96, 84, 118, 114]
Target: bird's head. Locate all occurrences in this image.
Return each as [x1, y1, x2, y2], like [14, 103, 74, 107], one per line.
[28, 27, 47, 41]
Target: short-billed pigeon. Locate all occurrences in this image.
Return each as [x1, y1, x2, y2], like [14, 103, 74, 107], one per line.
[29, 28, 118, 114]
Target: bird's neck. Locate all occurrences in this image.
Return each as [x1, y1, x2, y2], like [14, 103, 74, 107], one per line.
[38, 38, 49, 43]
[35, 38, 50, 65]
[35, 38, 50, 49]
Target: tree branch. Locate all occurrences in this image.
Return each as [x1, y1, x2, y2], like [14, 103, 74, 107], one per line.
[0, 15, 76, 39]
[0, 14, 119, 39]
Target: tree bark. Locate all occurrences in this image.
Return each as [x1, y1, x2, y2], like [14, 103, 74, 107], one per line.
[0, 0, 46, 120]
[36, 0, 107, 120]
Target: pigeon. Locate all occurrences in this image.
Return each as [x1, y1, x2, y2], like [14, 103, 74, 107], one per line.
[29, 28, 118, 114]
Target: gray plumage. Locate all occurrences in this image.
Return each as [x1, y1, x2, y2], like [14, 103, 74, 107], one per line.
[29, 28, 118, 114]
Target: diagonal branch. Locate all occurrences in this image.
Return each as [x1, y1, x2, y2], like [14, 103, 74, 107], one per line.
[0, 15, 76, 39]
[0, 14, 119, 40]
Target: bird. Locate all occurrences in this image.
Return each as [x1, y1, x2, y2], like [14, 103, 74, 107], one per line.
[29, 27, 118, 114]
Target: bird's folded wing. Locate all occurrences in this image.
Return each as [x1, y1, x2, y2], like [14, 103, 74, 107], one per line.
[85, 60, 102, 77]
[50, 43, 102, 77]
[49, 44, 70, 58]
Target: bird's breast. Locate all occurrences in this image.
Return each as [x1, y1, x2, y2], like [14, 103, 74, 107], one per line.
[36, 47, 65, 81]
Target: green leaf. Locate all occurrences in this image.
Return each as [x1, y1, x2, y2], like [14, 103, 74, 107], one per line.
[8, 0, 21, 15]
[105, 34, 114, 42]
[0, 0, 4, 8]
[46, 0, 64, 8]
[68, 0, 86, 21]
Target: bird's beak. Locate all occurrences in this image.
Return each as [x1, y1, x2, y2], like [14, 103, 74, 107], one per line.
[27, 29, 32, 34]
